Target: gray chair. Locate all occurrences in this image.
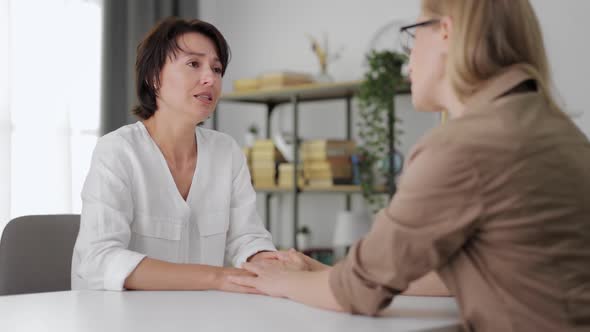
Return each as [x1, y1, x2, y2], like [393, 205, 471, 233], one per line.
[0, 214, 80, 295]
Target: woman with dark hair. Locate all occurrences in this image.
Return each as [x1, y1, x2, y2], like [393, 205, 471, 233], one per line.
[71, 17, 276, 292]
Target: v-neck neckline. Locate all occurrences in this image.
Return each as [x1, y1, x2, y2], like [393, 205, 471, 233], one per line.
[137, 121, 201, 207]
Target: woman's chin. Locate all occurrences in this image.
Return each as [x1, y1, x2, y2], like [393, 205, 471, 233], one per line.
[411, 95, 428, 112]
[411, 92, 439, 113]
[188, 107, 214, 124]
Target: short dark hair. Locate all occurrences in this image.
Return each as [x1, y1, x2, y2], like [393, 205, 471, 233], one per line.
[132, 17, 231, 119]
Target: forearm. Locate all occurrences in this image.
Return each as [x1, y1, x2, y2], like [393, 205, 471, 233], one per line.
[403, 271, 451, 296]
[124, 257, 221, 290]
[284, 269, 346, 312]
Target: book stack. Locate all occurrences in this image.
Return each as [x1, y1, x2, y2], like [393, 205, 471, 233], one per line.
[300, 140, 356, 187]
[233, 72, 315, 92]
[277, 163, 305, 188]
[251, 139, 284, 187]
[257, 72, 314, 90]
[233, 78, 259, 92]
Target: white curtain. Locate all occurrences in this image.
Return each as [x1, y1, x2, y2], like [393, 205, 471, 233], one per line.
[0, 0, 102, 231]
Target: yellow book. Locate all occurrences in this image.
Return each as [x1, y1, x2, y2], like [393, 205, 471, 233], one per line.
[251, 161, 276, 170]
[257, 71, 314, 89]
[303, 162, 352, 171]
[302, 150, 352, 161]
[277, 179, 305, 188]
[233, 78, 259, 92]
[277, 163, 305, 187]
[301, 139, 355, 151]
[253, 139, 275, 148]
[278, 163, 298, 172]
[253, 174, 276, 180]
[301, 140, 356, 160]
[254, 180, 276, 188]
[306, 179, 334, 187]
[304, 168, 352, 179]
[252, 169, 276, 178]
[252, 150, 281, 161]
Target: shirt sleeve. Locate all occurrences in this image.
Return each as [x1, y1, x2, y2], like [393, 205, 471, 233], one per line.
[329, 141, 483, 315]
[224, 139, 276, 267]
[72, 135, 146, 291]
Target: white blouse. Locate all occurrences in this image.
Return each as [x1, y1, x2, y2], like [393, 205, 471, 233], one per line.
[71, 122, 275, 291]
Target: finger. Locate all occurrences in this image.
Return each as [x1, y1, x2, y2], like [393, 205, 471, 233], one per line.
[288, 250, 301, 260]
[259, 251, 280, 260]
[233, 284, 265, 295]
[231, 267, 257, 277]
[243, 287, 265, 295]
[275, 251, 291, 262]
[289, 249, 306, 261]
[228, 275, 259, 289]
[227, 282, 265, 295]
[239, 270, 258, 277]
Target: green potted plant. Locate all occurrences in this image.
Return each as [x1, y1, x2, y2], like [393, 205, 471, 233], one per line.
[356, 50, 407, 213]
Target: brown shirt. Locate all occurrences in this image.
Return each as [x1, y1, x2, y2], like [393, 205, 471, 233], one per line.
[330, 66, 590, 332]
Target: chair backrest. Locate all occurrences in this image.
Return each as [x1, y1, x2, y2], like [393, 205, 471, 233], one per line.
[0, 214, 80, 296]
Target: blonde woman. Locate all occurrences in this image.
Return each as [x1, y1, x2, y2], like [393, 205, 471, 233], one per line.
[230, 1, 590, 331]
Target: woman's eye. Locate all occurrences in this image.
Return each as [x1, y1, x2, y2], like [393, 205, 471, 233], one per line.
[188, 61, 199, 68]
[213, 67, 223, 74]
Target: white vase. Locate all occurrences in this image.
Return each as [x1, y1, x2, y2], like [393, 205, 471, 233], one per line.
[296, 233, 311, 251]
[244, 132, 257, 148]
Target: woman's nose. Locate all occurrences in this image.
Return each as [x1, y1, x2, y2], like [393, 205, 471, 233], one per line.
[200, 68, 215, 85]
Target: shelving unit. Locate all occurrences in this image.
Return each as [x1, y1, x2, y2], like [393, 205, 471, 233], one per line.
[215, 80, 409, 248]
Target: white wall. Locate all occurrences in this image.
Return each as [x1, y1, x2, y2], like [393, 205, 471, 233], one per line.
[199, 0, 590, 248]
[530, 0, 590, 134]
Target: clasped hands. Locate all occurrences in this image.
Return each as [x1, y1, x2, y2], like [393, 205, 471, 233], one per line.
[227, 249, 329, 298]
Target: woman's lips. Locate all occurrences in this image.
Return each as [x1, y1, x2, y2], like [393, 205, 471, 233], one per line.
[194, 93, 213, 104]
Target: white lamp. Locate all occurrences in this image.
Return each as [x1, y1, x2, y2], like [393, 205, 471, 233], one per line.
[332, 210, 371, 260]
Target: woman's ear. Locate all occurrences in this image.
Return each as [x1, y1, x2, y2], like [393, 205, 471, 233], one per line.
[150, 76, 160, 95]
[439, 16, 453, 54]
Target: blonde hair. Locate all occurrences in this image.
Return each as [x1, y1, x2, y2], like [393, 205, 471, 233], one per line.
[421, 0, 560, 111]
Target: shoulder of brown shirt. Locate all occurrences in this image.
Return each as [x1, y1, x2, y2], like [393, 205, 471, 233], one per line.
[410, 119, 482, 159]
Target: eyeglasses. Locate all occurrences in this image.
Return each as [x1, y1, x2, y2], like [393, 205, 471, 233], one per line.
[399, 19, 440, 55]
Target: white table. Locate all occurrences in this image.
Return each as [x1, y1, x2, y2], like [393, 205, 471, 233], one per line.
[0, 291, 462, 332]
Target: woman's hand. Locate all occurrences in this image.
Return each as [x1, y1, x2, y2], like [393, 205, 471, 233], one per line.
[248, 248, 326, 272]
[289, 249, 330, 272]
[228, 259, 300, 298]
[228, 249, 331, 299]
[214, 267, 264, 295]
[229, 261, 344, 312]
[274, 248, 330, 272]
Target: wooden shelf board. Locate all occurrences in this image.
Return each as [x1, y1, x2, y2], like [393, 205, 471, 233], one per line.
[221, 80, 410, 105]
[254, 185, 388, 194]
[254, 186, 292, 193]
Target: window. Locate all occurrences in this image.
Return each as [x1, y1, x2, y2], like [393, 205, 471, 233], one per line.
[0, 0, 103, 229]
